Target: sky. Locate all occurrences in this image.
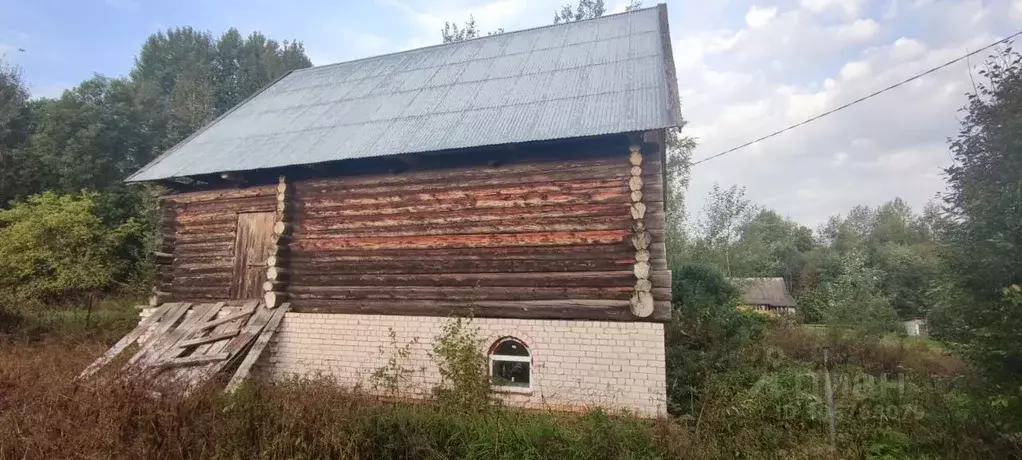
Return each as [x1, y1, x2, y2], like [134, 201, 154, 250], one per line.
[1, 0, 1020, 227]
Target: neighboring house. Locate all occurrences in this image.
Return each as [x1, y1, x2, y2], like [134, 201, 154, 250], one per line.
[731, 277, 797, 315]
[127, 5, 680, 416]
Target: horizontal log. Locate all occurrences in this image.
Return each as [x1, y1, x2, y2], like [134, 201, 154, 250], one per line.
[173, 232, 235, 245]
[174, 241, 234, 255]
[288, 257, 635, 275]
[295, 157, 637, 191]
[171, 258, 233, 270]
[174, 212, 239, 227]
[298, 203, 631, 229]
[286, 285, 670, 302]
[299, 177, 630, 206]
[289, 299, 671, 322]
[172, 222, 235, 236]
[166, 285, 232, 297]
[295, 215, 636, 239]
[170, 274, 233, 287]
[161, 184, 277, 204]
[296, 187, 632, 217]
[288, 271, 670, 288]
[295, 230, 630, 251]
[169, 195, 275, 215]
[289, 243, 664, 262]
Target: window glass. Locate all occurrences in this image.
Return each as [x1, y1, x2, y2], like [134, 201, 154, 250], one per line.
[489, 337, 531, 389]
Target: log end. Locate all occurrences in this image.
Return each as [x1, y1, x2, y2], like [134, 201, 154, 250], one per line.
[630, 292, 654, 317]
[265, 291, 289, 309]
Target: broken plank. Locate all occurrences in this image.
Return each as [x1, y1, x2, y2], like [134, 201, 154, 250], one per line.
[126, 303, 192, 368]
[145, 303, 217, 366]
[198, 305, 256, 331]
[225, 303, 290, 393]
[157, 302, 226, 362]
[77, 302, 177, 380]
[177, 301, 262, 389]
[177, 329, 240, 347]
[158, 353, 231, 368]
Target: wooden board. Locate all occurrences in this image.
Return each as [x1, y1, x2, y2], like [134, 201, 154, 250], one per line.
[77, 301, 288, 392]
[231, 212, 276, 299]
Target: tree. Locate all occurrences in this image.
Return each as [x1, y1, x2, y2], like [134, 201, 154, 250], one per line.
[664, 129, 695, 269]
[943, 47, 1022, 302]
[442, 15, 479, 43]
[731, 210, 814, 290]
[624, 0, 644, 12]
[132, 27, 311, 156]
[25, 76, 151, 194]
[692, 184, 760, 276]
[0, 59, 39, 206]
[817, 249, 898, 336]
[553, 0, 605, 23]
[938, 46, 1022, 387]
[441, 15, 503, 43]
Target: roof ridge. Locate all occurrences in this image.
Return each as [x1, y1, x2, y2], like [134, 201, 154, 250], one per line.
[294, 4, 661, 74]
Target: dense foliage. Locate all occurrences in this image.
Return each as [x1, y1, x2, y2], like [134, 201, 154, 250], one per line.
[0, 28, 311, 310]
[0, 193, 146, 307]
[935, 47, 1022, 391]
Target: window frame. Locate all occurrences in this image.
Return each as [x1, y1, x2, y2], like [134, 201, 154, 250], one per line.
[488, 337, 533, 394]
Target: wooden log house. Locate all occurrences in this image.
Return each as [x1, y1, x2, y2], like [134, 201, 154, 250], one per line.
[128, 5, 681, 416]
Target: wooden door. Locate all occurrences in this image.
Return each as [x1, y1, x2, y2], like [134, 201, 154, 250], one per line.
[231, 212, 276, 299]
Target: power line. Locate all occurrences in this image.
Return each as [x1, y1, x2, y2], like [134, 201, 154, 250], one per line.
[690, 30, 1022, 167]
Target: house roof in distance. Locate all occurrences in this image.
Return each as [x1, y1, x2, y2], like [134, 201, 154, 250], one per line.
[730, 277, 798, 308]
[127, 4, 681, 182]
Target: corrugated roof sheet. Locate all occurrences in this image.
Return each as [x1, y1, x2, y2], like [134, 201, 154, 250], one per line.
[730, 278, 798, 307]
[127, 4, 680, 182]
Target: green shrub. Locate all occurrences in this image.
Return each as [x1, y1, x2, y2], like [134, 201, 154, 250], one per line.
[0, 191, 147, 308]
[666, 264, 767, 414]
[430, 316, 495, 412]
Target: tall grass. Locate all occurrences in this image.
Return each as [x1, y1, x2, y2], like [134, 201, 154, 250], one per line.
[1, 304, 1019, 459]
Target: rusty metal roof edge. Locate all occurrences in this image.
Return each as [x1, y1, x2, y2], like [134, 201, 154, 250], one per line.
[125, 68, 299, 183]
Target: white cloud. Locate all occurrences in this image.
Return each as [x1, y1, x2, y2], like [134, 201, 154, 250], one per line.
[835, 18, 879, 42]
[838, 60, 870, 80]
[677, 0, 1018, 226]
[799, 0, 864, 17]
[745, 5, 777, 28]
[1013, 0, 1022, 19]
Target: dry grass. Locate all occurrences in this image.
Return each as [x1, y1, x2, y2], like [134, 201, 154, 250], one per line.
[764, 324, 967, 378]
[0, 309, 1017, 460]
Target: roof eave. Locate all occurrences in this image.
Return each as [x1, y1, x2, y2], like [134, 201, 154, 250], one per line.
[657, 3, 682, 127]
[124, 68, 300, 183]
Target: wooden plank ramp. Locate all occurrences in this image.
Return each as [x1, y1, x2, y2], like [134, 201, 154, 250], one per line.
[77, 301, 290, 392]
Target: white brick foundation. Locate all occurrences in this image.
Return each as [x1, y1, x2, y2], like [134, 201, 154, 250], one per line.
[256, 313, 667, 416]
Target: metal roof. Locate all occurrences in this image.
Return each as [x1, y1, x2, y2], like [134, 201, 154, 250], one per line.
[730, 278, 798, 308]
[127, 4, 681, 182]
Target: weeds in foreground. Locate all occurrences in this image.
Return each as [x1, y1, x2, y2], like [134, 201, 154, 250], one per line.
[1, 335, 1020, 459]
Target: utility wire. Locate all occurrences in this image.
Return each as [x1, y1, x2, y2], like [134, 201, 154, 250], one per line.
[690, 30, 1022, 167]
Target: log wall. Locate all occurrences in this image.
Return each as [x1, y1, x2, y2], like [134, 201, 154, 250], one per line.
[287, 149, 672, 321]
[157, 185, 278, 302]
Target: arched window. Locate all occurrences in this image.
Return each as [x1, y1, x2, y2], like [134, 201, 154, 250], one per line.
[489, 337, 531, 390]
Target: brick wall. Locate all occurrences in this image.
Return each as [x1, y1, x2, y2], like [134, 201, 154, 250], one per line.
[257, 313, 667, 416]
